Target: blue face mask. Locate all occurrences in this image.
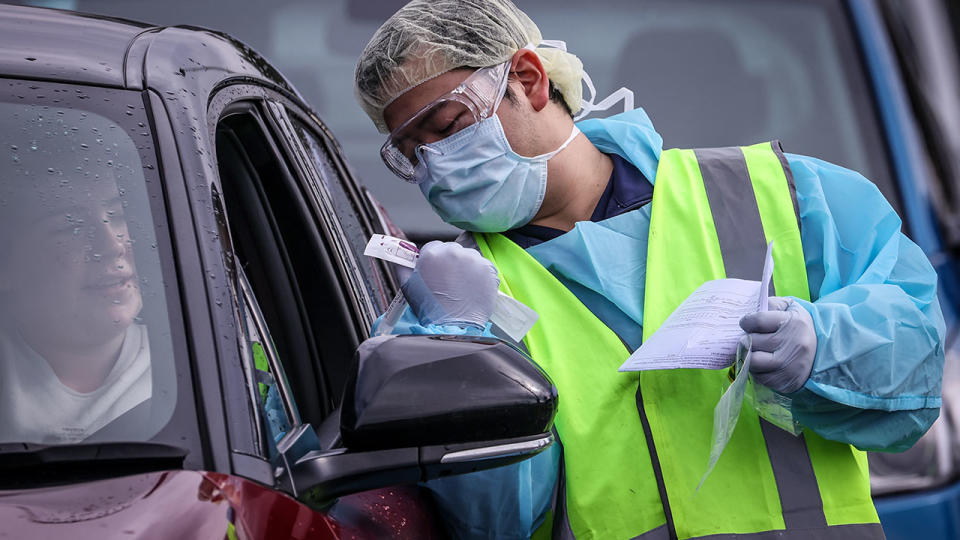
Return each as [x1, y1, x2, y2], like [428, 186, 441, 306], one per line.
[417, 115, 580, 232]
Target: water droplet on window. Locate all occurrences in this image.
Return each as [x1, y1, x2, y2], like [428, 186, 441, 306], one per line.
[47, 167, 55, 174]
[106, 160, 113, 167]
[29, 141, 37, 151]
[80, 143, 88, 149]
[9, 145, 17, 151]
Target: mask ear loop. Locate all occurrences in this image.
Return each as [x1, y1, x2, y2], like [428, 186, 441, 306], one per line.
[532, 39, 635, 121]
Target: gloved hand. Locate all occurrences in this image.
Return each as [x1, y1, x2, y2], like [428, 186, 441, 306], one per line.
[401, 241, 500, 329]
[738, 297, 817, 394]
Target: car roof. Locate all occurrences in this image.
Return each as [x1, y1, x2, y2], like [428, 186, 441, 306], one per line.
[0, 4, 296, 97]
[0, 4, 151, 87]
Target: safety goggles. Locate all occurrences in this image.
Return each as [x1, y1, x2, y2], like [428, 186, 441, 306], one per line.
[380, 60, 512, 183]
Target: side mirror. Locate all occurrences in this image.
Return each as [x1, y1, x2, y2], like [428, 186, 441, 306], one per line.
[281, 334, 557, 505]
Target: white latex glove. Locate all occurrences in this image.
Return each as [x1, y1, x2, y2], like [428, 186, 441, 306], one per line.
[738, 297, 817, 394]
[401, 241, 500, 329]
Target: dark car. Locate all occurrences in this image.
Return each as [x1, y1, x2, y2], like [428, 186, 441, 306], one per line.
[0, 5, 557, 538]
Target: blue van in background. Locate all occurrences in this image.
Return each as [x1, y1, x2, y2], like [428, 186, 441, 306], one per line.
[4, 0, 960, 537]
[863, 0, 960, 537]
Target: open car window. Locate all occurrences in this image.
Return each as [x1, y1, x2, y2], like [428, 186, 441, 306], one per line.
[236, 266, 298, 461]
[213, 96, 364, 427]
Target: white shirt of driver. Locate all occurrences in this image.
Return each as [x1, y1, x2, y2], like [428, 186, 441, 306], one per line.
[0, 324, 151, 444]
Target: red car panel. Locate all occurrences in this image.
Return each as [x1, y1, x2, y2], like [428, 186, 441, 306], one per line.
[0, 470, 446, 539]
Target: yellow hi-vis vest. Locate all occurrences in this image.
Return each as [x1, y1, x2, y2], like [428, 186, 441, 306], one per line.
[475, 142, 882, 539]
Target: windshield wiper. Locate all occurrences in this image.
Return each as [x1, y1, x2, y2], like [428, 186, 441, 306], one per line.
[0, 442, 188, 489]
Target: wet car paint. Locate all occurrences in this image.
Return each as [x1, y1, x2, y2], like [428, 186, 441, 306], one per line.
[0, 471, 446, 539]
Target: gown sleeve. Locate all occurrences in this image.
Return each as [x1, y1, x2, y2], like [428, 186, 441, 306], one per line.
[784, 153, 946, 452]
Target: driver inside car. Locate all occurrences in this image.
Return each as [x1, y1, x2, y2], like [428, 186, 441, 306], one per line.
[0, 105, 150, 444]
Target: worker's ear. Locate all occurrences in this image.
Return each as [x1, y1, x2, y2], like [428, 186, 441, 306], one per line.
[509, 48, 551, 112]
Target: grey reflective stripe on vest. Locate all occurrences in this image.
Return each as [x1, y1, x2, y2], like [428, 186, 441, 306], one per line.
[759, 421, 828, 529]
[631, 524, 670, 540]
[696, 145, 830, 532]
[694, 147, 769, 285]
[693, 522, 885, 540]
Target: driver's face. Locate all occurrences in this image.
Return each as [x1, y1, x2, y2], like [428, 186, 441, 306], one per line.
[2, 176, 141, 347]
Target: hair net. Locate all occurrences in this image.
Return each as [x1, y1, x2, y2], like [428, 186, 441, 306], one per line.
[354, 0, 585, 133]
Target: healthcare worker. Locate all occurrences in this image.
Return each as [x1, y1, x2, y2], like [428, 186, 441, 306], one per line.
[353, 1, 946, 538]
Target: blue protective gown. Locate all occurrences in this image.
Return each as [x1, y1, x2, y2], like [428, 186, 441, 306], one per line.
[376, 107, 946, 538]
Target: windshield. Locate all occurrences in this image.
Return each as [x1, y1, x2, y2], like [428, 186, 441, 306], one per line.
[0, 79, 181, 448]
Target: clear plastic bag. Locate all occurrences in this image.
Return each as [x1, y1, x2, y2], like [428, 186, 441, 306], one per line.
[747, 376, 803, 436]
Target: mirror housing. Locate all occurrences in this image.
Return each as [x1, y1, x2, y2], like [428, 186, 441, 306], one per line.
[282, 334, 558, 504]
[341, 334, 557, 449]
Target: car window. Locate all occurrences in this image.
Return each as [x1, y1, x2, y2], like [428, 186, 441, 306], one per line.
[214, 99, 362, 426]
[0, 79, 178, 445]
[288, 114, 392, 313]
[237, 268, 297, 461]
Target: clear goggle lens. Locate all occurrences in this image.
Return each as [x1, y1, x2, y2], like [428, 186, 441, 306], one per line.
[380, 62, 510, 184]
[381, 97, 479, 183]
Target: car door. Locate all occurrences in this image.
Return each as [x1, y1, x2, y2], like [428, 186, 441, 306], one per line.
[208, 83, 446, 538]
[210, 86, 364, 424]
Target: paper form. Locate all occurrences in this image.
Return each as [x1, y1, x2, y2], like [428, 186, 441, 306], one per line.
[619, 242, 774, 372]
